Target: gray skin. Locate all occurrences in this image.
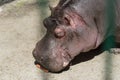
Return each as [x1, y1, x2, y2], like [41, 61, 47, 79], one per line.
[33, 0, 120, 72]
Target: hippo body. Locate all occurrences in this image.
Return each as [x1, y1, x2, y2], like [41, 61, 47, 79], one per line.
[33, 0, 120, 72]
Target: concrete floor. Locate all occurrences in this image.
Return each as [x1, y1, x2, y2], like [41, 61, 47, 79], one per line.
[0, 1, 120, 80]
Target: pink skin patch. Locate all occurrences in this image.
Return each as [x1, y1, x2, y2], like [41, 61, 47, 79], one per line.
[54, 28, 65, 38]
[35, 64, 49, 73]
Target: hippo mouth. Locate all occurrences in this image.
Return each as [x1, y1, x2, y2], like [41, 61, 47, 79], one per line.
[33, 47, 73, 73]
[34, 60, 71, 73]
[34, 61, 49, 72]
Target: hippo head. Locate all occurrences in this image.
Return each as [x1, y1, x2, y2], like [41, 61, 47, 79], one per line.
[32, 5, 102, 72]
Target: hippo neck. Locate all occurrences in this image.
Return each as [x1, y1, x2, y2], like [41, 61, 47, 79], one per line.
[72, 0, 120, 42]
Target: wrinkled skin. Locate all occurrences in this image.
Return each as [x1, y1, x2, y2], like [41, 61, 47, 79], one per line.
[33, 0, 120, 72]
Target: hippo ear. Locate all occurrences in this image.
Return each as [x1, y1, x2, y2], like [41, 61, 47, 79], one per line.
[49, 5, 55, 13]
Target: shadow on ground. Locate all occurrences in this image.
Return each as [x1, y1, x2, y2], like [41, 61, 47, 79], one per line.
[71, 36, 120, 66]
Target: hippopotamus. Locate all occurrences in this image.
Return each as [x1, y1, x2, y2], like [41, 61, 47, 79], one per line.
[33, 0, 120, 72]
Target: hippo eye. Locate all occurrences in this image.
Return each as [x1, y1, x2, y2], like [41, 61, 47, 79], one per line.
[54, 27, 65, 38]
[63, 17, 70, 25]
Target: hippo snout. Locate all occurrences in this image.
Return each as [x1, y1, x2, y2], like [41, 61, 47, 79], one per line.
[32, 42, 71, 72]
